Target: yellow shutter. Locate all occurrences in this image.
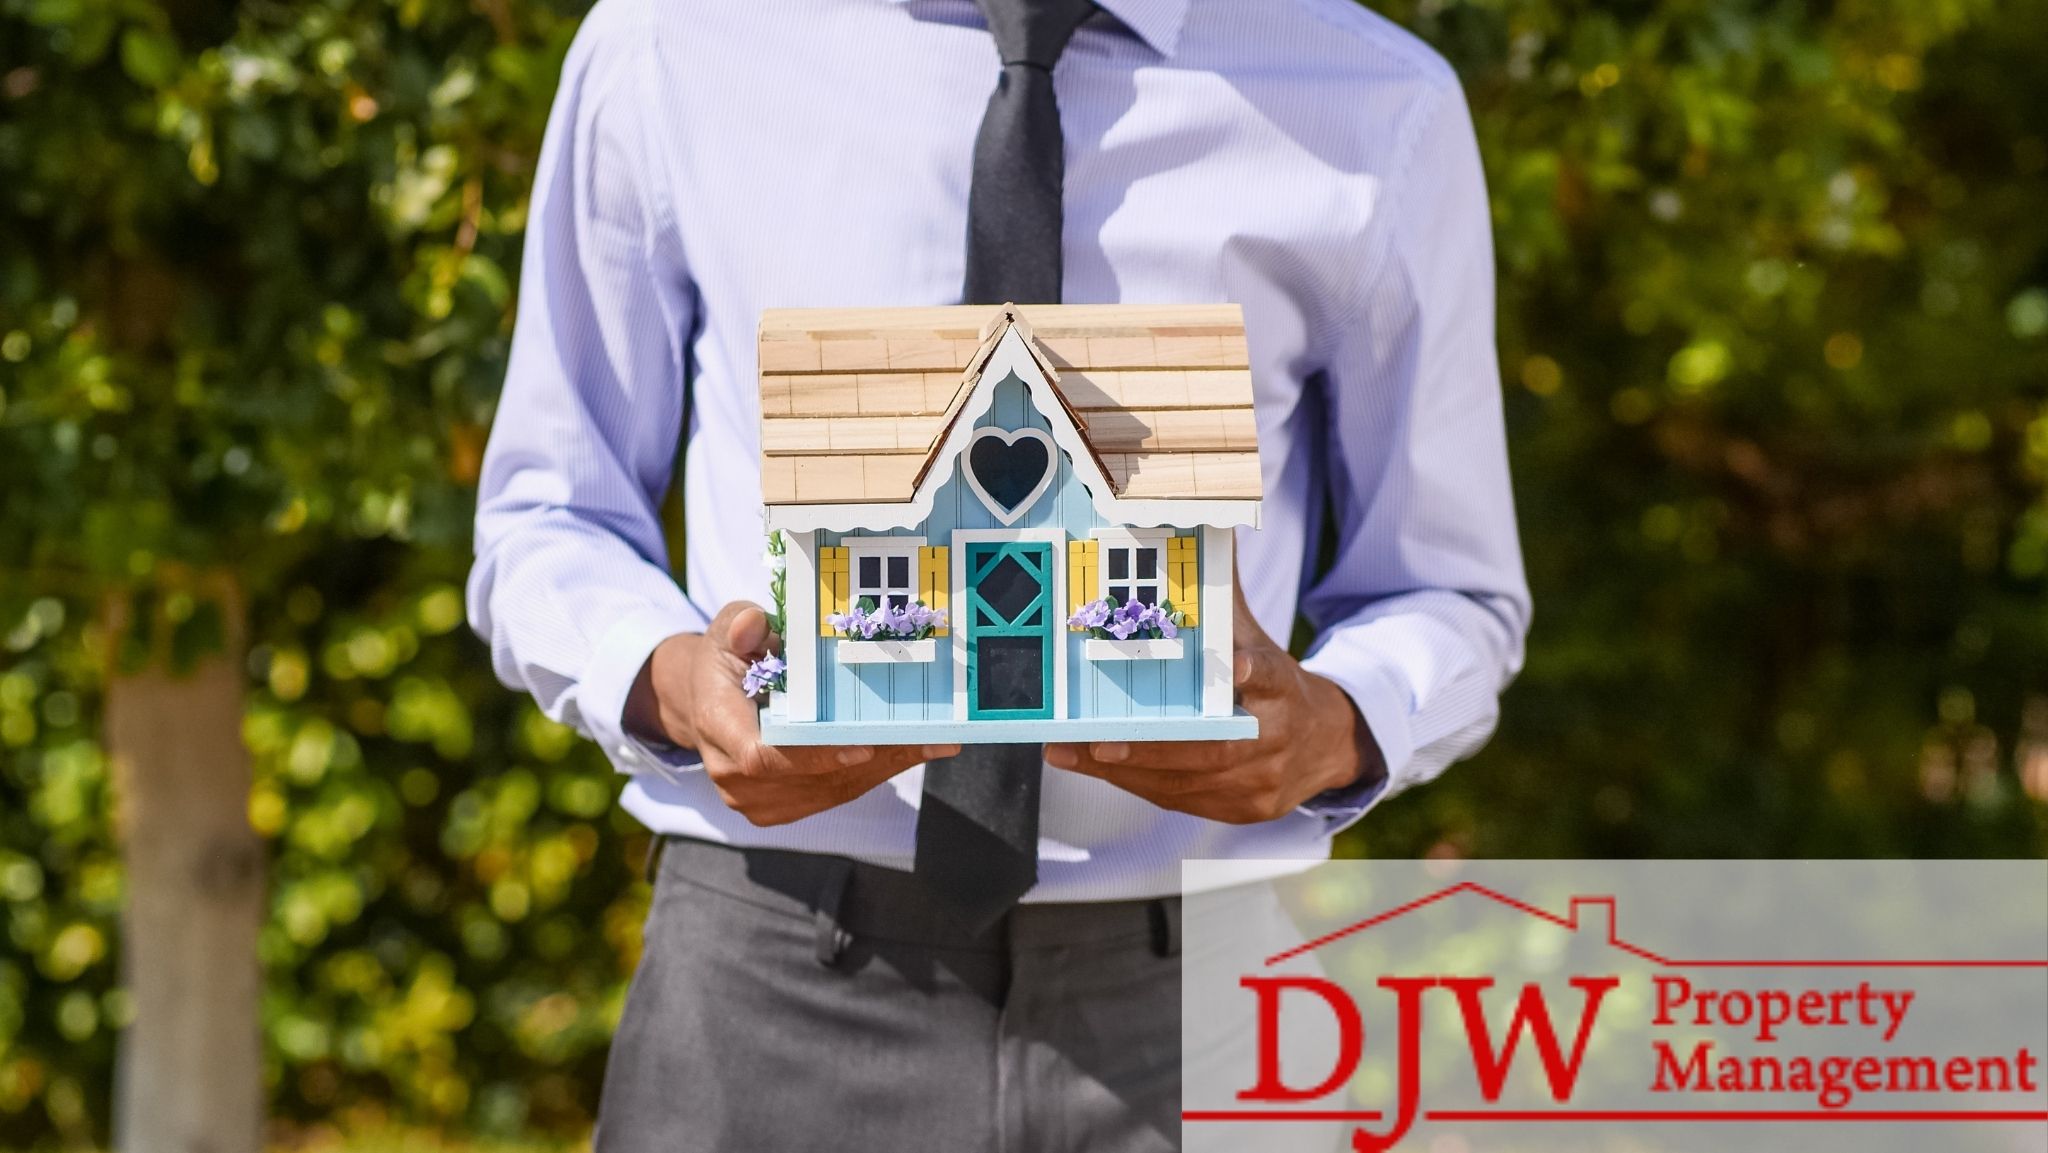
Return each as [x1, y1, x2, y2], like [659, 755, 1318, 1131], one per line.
[818, 546, 849, 636]
[919, 546, 950, 636]
[1067, 538, 1099, 629]
[1167, 535, 1199, 626]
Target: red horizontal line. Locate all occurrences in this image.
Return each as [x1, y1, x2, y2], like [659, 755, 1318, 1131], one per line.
[1184, 1110, 2048, 1124]
[1650, 959, 2048, 968]
[1183, 1112, 1383, 1123]
[1429, 1110, 2048, 1123]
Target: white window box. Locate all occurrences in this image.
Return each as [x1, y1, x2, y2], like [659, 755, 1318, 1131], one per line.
[835, 638, 939, 664]
[1083, 637, 1184, 661]
[767, 690, 788, 718]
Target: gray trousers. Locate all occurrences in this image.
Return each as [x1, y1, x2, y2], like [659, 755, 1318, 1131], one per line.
[595, 836, 1186, 1153]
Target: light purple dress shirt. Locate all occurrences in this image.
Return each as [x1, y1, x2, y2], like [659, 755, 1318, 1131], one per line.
[467, 0, 1530, 901]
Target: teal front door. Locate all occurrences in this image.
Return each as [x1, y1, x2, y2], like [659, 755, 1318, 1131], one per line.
[964, 541, 1056, 720]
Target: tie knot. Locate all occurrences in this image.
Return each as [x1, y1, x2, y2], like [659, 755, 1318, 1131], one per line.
[975, 0, 1100, 70]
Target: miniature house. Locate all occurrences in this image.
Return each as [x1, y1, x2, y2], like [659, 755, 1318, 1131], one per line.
[758, 303, 1261, 746]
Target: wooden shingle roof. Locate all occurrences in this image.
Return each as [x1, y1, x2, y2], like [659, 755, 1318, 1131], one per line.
[758, 304, 1262, 506]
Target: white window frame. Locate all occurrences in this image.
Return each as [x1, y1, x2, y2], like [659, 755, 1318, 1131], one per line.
[844, 535, 925, 612]
[1090, 527, 1172, 610]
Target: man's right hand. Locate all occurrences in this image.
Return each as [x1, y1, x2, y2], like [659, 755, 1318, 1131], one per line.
[623, 601, 959, 827]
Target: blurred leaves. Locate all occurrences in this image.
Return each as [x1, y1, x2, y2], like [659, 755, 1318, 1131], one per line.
[2, 0, 634, 1144]
[1348, 0, 2048, 862]
[0, 0, 2044, 1147]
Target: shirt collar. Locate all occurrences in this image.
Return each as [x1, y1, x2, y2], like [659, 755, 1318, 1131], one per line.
[893, 0, 1188, 58]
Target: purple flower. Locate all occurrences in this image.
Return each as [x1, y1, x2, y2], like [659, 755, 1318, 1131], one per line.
[831, 599, 948, 640]
[1068, 595, 1190, 640]
[903, 604, 947, 637]
[1067, 599, 1112, 631]
[742, 654, 787, 697]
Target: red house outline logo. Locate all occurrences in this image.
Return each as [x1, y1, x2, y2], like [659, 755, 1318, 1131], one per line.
[1185, 880, 2048, 1148]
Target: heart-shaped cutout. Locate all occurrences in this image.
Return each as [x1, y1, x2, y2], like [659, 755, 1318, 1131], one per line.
[964, 427, 1055, 526]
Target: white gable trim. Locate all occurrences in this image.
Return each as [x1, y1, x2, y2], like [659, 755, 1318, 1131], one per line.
[765, 326, 1261, 534]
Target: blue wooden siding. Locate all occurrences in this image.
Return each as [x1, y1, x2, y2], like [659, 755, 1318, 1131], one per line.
[815, 374, 1206, 725]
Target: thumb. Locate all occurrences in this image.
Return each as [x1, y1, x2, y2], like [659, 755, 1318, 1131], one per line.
[1230, 555, 1279, 651]
[707, 601, 772, 660]
[1234, 641, 1293, 699]
[1230, 560, 1291, 697]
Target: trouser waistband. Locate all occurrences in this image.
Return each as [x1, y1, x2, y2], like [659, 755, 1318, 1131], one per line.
[648, 835, 1182, 965]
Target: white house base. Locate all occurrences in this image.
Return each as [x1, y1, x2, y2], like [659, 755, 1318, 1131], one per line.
[758, 711, 1258, 748]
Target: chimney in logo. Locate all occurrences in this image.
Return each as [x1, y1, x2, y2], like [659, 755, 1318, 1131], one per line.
[1571, 896, 1616, 945]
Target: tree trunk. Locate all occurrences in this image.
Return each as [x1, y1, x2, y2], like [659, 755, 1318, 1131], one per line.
[106, 588, 264, 1153]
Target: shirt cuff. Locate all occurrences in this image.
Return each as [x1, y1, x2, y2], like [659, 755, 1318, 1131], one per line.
[579, 605, 708, 783]
[1295, 647, 1416, 829]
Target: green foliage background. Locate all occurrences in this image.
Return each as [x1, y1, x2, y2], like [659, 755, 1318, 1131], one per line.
[1, 0, 2043, 1144]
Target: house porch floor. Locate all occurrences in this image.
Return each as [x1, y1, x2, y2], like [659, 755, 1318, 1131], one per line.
[759, 712, 1258, 747]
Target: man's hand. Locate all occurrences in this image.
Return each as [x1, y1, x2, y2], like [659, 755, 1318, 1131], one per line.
[624, 602, 959, 827]
[1044, 581, 1385, 824]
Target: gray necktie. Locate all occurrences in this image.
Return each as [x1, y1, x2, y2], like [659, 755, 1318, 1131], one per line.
[914, 0, 1098, 934]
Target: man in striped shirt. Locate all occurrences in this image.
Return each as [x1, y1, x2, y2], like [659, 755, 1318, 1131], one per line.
[468, 0, 1528, 1148]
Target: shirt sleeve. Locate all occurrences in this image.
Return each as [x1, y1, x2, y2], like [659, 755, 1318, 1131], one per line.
[466, 0, 710, 775]
[1296, 81, 1533, 828]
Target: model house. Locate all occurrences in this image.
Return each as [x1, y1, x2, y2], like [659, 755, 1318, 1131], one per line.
[757, 303, 1261, 745]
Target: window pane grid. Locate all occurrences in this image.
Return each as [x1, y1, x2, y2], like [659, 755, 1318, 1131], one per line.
[1101, 544, 1163, 607]
[852, 547, 918, 611]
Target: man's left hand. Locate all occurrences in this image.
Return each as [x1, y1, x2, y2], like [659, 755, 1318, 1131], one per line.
[1044, 581, 1386, 824]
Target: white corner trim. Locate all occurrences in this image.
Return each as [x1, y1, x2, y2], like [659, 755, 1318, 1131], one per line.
[1083, 637, 1185, 661]
[961, 426, 1056, 525]
[1200, 525, 1235, 717]
[833, 637, 938, 664]
[784, 530, 819, 722]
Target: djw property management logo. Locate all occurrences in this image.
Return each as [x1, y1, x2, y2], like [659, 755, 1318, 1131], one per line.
[1180, 862, 2048, 1153]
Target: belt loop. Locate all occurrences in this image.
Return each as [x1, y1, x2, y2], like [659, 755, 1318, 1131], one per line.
[643, 834, 668, 886]
[1149, 898, 1182, 959]
[814, 857, 855, 969]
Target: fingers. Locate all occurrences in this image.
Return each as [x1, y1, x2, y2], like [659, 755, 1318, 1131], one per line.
[1045, 739, 1245, 773]
[1061, 761, 1215, 799]
[703, 727, 950, 783]
[711, 742, 960, 827]
[787, 742, 959, 776]
[1056, 752, 1296, 824]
